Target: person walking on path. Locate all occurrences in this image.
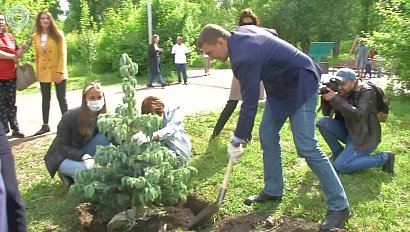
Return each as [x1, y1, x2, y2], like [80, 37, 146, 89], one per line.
[203, 53, 210, 76]
[171, 36, 189, 84]
[355, 38, 368, 78]
[32, 11, 68, 136]
[198, 24, 351, 230]
[147, 34, 167, 88]
[0, 12, 28, 138]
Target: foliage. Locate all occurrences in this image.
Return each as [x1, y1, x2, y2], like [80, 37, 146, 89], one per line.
[77, 0, 97, 73]
[94, 3, 145, 73]
[369, 0, 410, 92]
[69, 54, 197, 221]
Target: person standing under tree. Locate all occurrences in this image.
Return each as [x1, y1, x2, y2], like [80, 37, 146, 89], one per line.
[32, 10, 68, 136]
[355, 39, 368, 78]
[171, 36, 189, 84]
[147, 34, 167, 88]
[203, 52, 210, 76]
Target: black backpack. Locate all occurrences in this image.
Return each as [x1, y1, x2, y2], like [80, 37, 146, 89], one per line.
[366, 81, 389, 122]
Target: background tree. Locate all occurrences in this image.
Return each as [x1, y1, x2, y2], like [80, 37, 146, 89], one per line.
[369, 0, 410, 91]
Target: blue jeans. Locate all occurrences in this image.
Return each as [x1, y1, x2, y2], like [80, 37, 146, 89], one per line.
[259, 93, 349, 210]
[175, 63, 188, 83]
[356, 57, 365, 68]
[317, 117, 388, 173]
[58, 133, 110, 177]
[148, 57, 165, 85]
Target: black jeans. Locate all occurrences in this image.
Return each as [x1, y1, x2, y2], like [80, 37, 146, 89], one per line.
[0, 79, 20, 133]
[40, 80, 68, 124]
[0, 124, 27, 231]
[211, 100, 238, 139]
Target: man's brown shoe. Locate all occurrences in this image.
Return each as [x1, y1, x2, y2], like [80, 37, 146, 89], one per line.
[244, 190, 282, 206]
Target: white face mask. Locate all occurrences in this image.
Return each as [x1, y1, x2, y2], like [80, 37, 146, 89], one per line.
[87, 98, 105, 112]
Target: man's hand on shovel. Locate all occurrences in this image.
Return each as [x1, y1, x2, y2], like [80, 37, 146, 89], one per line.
[228, 140, 244, 164]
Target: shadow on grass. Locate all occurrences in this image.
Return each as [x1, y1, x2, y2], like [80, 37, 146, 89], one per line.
[23, 178, 83, 231]
[9, 132, 55, 147]
[190, 138, 229, 182]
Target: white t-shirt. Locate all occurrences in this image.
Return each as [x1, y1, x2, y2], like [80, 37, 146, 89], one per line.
[171, 44, 189, 64]
[40, 33, 48, 48]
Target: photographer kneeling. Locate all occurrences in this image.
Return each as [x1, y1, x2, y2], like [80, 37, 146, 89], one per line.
[317, 68, 394, 174]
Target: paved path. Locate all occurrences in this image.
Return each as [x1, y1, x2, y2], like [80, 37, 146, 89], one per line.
[15, 69, 234, 137]
[13, 68, 390, 138]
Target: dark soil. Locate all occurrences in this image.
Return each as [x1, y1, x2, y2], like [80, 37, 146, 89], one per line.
[76, 194, 209, 232]
[76, 194, 348, 232]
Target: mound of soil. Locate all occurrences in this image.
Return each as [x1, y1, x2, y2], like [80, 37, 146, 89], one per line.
[76, 194, 348, 232]
[76, 194, 210, 231]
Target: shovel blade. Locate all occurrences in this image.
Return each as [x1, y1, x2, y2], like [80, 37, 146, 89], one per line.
[188, 202, 219, 229]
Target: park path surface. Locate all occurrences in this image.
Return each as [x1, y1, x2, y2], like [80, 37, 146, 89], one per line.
[15, 69, 234, 137]
[14, 68, 389, 138]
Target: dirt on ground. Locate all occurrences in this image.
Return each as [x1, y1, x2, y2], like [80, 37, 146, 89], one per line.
[75, 193, 348, 232]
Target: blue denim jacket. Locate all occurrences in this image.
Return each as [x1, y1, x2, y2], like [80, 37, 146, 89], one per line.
[156, 105, 191, 159]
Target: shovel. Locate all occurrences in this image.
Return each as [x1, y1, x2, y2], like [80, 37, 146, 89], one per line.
[188, 159, 234, 229]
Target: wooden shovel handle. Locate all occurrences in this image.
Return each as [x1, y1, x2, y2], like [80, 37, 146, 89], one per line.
[221, 159, 234, 189]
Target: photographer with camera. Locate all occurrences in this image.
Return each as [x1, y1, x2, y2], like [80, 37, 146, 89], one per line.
[317, 68, 394, 174]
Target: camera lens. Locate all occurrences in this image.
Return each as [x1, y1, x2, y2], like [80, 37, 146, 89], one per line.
[319, 86, 329, 95]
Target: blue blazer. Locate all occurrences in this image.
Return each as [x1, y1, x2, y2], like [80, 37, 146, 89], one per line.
[228, 25, 322, 140]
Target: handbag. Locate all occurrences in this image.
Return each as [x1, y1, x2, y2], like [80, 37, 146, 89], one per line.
[16, 63, 36, 91]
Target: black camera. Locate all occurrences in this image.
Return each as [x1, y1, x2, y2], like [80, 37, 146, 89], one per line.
[319, 78, 339, 94]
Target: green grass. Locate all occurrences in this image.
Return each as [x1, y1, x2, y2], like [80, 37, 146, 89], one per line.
[13, 97, 410, 231]
[185, 98, 410, 231]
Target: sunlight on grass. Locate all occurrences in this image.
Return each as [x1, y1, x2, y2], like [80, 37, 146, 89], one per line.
[187, 97, 410, 231]
[11, 97, 410, 231]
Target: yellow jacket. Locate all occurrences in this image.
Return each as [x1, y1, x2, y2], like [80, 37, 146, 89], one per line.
[32, 30, 68, 83]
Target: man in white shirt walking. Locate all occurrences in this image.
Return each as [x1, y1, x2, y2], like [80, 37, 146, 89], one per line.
[171, 36, 189, 84]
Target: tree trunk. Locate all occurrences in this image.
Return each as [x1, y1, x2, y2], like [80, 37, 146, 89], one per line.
[333, 40, 340, 58]
[300, 38, 310, 54]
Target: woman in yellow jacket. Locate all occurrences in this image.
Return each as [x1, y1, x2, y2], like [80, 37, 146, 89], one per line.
[32, 11, 68, 135]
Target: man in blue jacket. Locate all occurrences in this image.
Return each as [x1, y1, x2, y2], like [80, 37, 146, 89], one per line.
[197, 24, 350, 230]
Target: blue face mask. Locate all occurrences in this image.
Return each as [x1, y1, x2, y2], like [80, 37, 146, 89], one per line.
[87, 98, 105, 112]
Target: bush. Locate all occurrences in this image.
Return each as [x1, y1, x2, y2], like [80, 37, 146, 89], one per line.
[69, 54, 197, 222]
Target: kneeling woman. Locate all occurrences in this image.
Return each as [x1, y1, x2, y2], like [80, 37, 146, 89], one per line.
[44, 82, 110, 186]
[141, 96, 191, 159]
